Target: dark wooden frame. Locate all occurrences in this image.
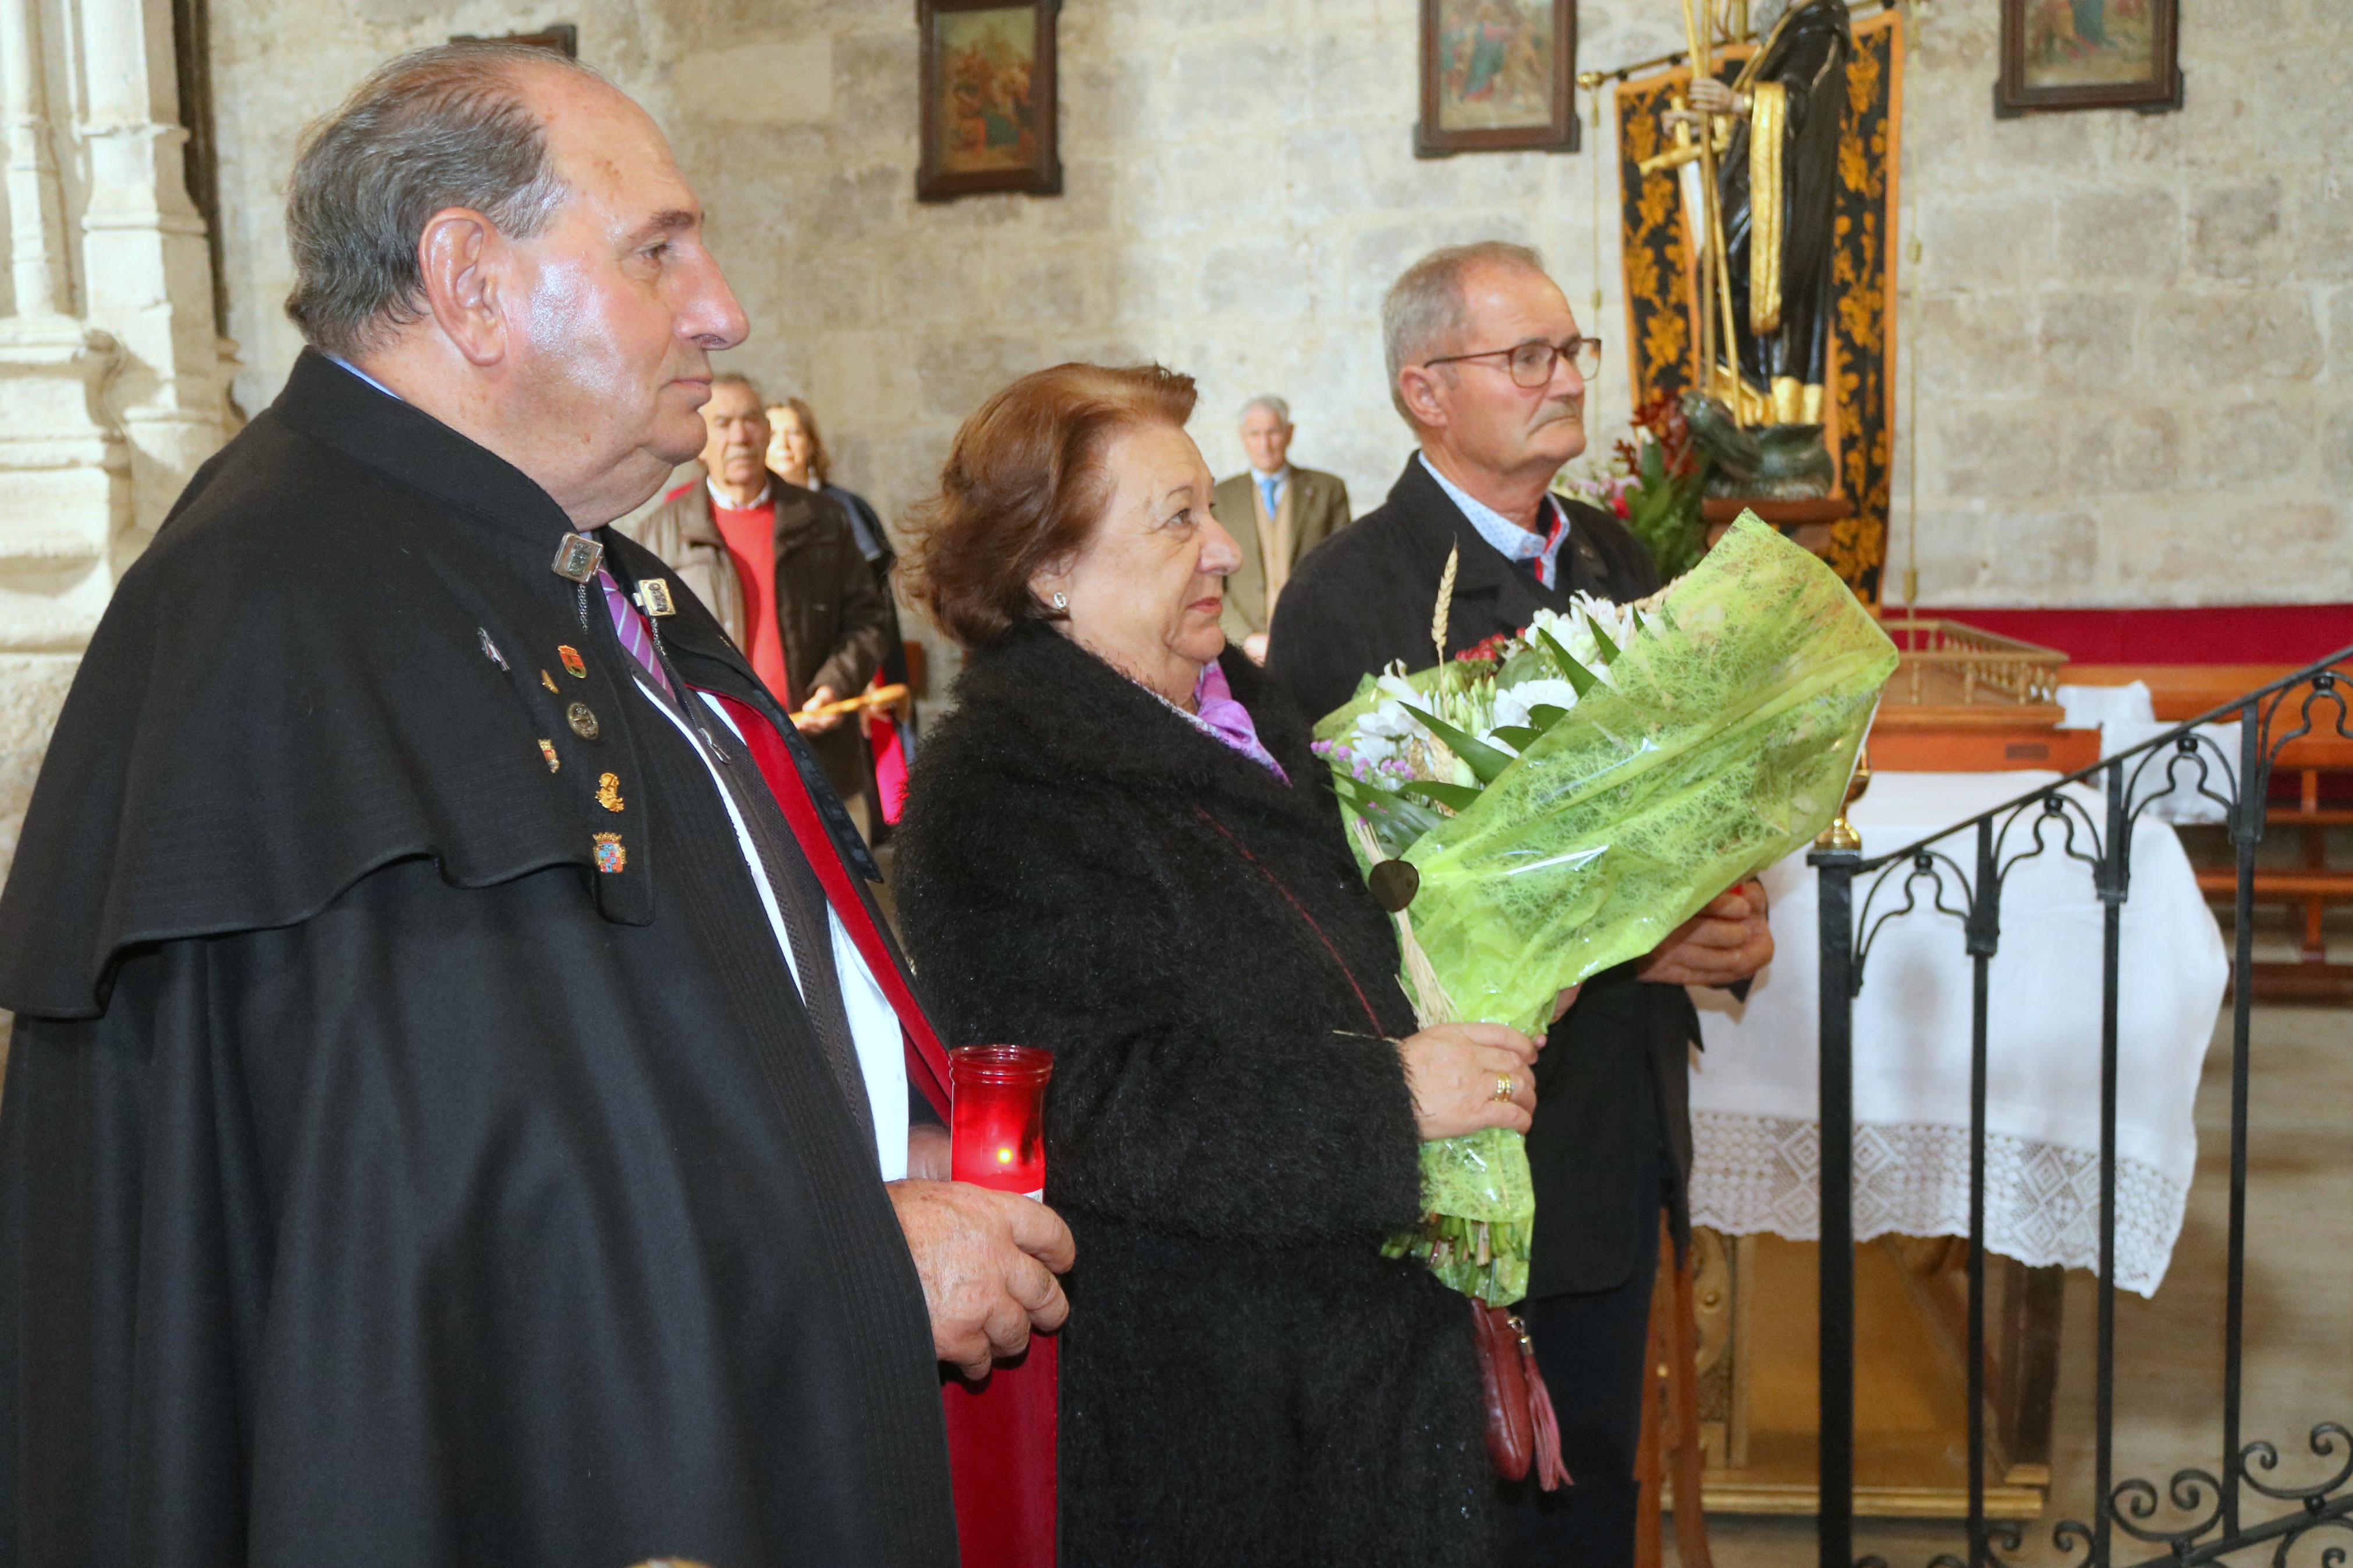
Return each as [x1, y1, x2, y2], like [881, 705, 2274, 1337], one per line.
[1994, 0, 2181, 118]
[1415, 0, 1578, 158]
[916, 0, 1062, 202]
[450, 23, 579, 56]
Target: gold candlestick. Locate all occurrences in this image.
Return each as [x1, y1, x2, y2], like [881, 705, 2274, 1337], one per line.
[1816, 746, 1872, 851]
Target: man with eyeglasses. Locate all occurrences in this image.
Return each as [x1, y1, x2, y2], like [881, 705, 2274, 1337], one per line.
[1269, 241, 1771, 1567]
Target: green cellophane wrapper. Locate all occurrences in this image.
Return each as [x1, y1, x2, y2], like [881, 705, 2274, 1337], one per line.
[1327, 518, 1900, 1305]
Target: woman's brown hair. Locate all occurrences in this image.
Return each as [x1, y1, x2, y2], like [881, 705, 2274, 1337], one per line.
[905, 362, 1198, 650]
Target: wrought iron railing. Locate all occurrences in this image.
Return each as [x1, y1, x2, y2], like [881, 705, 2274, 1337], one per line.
[1809, 643, 2353, 1568]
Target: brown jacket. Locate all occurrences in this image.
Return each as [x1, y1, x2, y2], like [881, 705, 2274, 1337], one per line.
[624, 471, 889, 803]
[1209, 465, 1352, 641]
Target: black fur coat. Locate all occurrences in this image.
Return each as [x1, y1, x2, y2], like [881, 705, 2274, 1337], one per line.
[895, 625, 1493, 1568]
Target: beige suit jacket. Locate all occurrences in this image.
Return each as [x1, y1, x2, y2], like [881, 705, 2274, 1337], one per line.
[1211, 465, 1352, 640]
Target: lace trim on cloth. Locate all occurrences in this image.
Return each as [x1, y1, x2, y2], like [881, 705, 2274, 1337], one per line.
[1688, 1111, 2191, 1297]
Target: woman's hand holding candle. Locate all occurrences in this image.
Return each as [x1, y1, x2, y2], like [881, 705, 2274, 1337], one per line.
[886, 1181, 1076, 1379]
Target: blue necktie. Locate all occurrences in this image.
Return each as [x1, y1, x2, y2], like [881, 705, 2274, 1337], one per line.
[1259, 474, 1280, 518]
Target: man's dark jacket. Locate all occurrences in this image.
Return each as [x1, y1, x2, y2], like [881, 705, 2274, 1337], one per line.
[1268, 454, 1697, 1299]
[0, 351, 954, 1566]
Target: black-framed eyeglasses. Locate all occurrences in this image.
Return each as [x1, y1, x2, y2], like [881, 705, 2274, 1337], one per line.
[1422, 335, 1603, 387]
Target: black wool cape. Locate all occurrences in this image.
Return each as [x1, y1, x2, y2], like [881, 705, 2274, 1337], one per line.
[893, 627, 1494, 1568]
[0, 352, 956, 1567]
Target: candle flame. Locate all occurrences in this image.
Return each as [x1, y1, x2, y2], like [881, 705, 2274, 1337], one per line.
[996, 1147, 1014, 1164]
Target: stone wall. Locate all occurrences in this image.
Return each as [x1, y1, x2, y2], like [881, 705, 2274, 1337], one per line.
[206, 0, 2350, 691]
[1898, 0, 2350, 607]
[124, 0, 2353, 696]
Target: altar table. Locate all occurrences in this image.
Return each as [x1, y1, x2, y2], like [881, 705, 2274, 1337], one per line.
[1687, 771, 2229, 1296]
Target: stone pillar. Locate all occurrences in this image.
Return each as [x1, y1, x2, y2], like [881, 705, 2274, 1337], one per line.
[75, 0, 233, 538]
[0, 0, 229, 901]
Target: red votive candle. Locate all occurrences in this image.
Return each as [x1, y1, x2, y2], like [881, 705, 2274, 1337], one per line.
[942, 1044, 1059, 1568]
[949, 1044, 1053, 1197]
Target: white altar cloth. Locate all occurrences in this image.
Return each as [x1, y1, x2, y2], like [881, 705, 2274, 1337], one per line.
[1688, 771, 2229, 1295]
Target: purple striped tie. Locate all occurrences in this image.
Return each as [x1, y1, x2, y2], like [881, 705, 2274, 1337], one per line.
[596, 566, 675, 700]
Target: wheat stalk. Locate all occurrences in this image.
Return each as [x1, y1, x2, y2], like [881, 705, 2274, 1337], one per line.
[1348, 817, 1460, 1029]
[1431, 545, 1458, 667]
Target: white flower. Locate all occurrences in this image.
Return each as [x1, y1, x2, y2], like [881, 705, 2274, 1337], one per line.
[1492, 677, 1581, 733]
[1525, 595, 1641, 687]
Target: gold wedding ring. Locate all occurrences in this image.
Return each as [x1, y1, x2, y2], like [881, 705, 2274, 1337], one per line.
[1493, 1073, 1516, 1104]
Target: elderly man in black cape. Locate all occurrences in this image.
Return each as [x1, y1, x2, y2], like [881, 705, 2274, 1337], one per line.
[0, 43, 1071, 1567]
[1268, 243, 1773, 1567]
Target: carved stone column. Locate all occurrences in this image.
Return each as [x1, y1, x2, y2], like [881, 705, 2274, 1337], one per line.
[0, 0, 229, 899]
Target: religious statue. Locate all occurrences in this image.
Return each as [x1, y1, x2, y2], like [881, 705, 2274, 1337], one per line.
[1652, 0, 1853, 497]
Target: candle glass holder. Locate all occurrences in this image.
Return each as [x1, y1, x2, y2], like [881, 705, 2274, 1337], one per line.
[949, 1044, 1053, 1198]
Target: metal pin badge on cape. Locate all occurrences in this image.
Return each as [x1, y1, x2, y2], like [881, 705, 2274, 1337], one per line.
[567, 702, 601, 741]
[592, 831, 626, 873]
[477, 628, 508, 670]
[1368, 858, 1420, 913]
[537, 738, 560, 773]
[634, 578, 676, 618]
[559, 645, 587, 680]
[595, 771, 624, 812]
[551, 532, 604, 583]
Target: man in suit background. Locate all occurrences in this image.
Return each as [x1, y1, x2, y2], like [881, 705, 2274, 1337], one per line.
[1268, 243, 1773, 1567]
[1210, 394, 1351, 662]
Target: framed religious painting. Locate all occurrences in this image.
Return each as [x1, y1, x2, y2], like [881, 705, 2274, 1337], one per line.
[917, 0, 1062, 201]
[1994, 0, 2182, 116]
[1415, 0, 1579, 158]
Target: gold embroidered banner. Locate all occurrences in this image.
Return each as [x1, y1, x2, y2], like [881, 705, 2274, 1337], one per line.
[1613, 8, 1903, 600]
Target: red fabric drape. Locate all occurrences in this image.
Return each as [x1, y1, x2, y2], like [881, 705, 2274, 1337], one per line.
[708, 689, 1056, 1567]
[1906, 605, 2353, 666]
[711, 690, 950, 1113]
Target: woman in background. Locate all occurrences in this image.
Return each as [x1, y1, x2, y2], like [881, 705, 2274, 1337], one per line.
[769, 397, 918, 831]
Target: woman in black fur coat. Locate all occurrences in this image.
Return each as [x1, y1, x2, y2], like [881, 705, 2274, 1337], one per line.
[894, 364, 1546, 1568]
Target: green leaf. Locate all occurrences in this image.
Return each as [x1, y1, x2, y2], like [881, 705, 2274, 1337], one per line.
[1526, 703, 1571, 730]
[1400, 779, 1484, 813]
[1497, 645, 1551, 688]
[1335, 779, 1441, 857]
[1488, 725, 1543, 753]
[1531, 628, 1599, 699]
[1587, 618, 1621, 666]
[1400, 704, 1517, 785]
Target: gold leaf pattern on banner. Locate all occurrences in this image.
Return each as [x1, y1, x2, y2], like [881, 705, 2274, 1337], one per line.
[1616, 10, 1903, 601]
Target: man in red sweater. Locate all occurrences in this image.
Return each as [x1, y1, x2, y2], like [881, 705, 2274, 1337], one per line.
[630, 374, 892, 820]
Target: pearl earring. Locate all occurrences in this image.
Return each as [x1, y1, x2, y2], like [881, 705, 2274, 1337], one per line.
[1051, 591, 1069, 610]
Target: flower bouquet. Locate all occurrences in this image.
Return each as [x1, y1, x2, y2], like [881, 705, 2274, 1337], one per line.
[1313, 516, 1899, 1304]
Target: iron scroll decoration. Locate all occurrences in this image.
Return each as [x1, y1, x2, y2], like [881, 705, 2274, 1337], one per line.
[1807, 649, 2353, 1568]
